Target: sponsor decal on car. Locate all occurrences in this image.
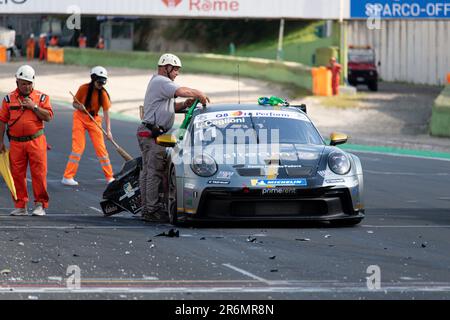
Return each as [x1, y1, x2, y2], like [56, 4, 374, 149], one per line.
[194, 117, 245, 129]
[103, 202, 121, 215]
[261, 188, 296, 195]
[317, 170, 327, 178]
[193, 110, 310, 123]
[251, 179, 307, 187]
[184, 183, 196, 189]
[207, 180, 231, 185]
[216, 171, 234, 179]
[119, 182, 139, 201]
[325, 178, 345, 184]
[296, 151, 320, 160]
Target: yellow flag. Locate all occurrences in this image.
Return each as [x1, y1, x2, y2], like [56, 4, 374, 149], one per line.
[0, 149, 17, 200]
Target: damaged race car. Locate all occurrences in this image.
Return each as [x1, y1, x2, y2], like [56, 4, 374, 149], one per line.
[101, 100, 365, 226]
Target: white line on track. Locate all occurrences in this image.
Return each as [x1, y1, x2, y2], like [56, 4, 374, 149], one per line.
[2, 283, 450, 294]
[222, 263, 271, 284]
[364, 170, 449, 176]
[362, 225, 450, 228]
[348, 149, 450, 162]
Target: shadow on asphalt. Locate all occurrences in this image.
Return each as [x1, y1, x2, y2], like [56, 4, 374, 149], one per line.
[176, 220, 362, 229]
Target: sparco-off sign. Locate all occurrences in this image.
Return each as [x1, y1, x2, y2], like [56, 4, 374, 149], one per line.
[351, 0, 450, 19]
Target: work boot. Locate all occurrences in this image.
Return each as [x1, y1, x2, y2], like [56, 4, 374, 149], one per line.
[61, 177, 79, 186]
[142, 210, 169, 223]
[32, 203, 46, 216]
[10, 208, 28, 216]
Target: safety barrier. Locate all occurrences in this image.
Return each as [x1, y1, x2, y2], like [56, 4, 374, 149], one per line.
[311, 66, 332, 96]
[0, 46, 6, 63]
[63, 48, 313, 93]
[430, 85, 450, 137]
[47, 47, 64, 64]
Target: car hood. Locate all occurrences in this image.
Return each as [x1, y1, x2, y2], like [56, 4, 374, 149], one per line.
[202, 143, 326, 178]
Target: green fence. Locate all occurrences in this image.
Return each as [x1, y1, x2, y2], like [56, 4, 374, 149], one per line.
[63, 48, 312, 95]
[430, 85, 450, 137]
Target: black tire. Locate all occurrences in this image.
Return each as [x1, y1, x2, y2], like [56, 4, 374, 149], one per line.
[168, 165, 178, 225]
[368, 81, 378, 91]
[330, 218, 363, 227]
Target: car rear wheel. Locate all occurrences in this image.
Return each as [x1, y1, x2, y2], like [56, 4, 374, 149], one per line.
[168, 165, 178, 225]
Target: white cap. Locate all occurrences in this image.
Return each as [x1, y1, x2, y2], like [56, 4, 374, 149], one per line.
[16, 65, 35, 83]
[90, 66, 108, 79]
[158, 53, 182, 67]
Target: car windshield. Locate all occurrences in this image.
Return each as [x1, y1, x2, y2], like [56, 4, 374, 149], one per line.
[349, 49, 375, 63]
[190, 110, 324, 147]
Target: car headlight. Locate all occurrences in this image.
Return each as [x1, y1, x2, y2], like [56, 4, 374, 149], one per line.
[191, 154, 218, 177]
[328, 152, 351, 175]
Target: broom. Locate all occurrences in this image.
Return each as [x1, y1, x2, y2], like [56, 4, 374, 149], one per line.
[70, 91, 133, 162]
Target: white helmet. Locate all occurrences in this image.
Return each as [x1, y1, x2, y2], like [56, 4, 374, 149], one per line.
[90, 66, 108, 79]
[16, 65, 35, 83]
[158, 53, 182, 67]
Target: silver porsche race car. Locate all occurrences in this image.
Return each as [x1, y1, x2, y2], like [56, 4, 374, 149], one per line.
[155, 103, 365, 226]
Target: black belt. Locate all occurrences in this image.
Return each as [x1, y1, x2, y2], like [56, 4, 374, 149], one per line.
[8, 129, 44, 142]
[142, 122, 166, 138]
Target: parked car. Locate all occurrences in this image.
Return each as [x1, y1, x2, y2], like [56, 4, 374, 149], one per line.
[348, 46, 379, 91]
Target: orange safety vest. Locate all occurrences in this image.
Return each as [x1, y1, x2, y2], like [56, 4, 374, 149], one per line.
[0, 89, 54, 138]
[78, 36, 87, 48]
[26, 38, 36, 49]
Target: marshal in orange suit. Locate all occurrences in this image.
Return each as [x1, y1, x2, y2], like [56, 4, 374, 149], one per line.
[62, 66, 114, 186]
[0, 65, 54, 216]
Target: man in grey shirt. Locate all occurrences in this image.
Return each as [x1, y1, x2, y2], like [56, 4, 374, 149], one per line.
[137, 53, 209, 222]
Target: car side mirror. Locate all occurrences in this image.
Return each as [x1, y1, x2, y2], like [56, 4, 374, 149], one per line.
[156, 134, 177, 147]
[330, 132, 348, 146]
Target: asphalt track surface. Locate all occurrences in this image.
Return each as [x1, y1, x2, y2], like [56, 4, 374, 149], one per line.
[0, 103, 449, 300]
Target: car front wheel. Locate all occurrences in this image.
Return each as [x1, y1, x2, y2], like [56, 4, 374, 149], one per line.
[168, 165, 178, 225]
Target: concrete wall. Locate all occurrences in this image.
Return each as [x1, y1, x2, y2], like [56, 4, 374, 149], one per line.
[348, 20, 450, 85]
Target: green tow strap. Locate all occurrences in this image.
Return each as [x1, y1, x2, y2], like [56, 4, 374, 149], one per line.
[178, 99, 200, 140]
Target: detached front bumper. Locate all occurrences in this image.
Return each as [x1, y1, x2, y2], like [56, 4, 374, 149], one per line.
[180, 187, 364, 222]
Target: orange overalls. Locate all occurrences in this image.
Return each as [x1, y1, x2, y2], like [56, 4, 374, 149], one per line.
[26, 37, 35, 60]
[78, 36, 87, 48]
[0, 89, 54, 209]
[328, 62, 342, 96]
[63, 83, 113, 181]
[38, 36, 47, 61]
